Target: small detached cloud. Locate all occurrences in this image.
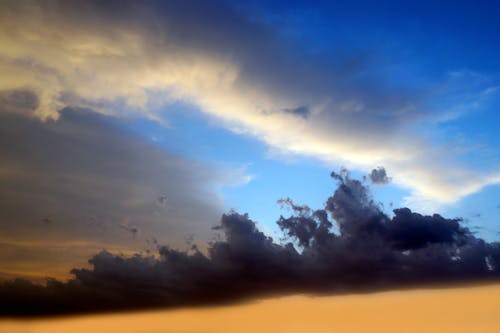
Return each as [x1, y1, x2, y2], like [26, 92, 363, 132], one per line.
[369, 167, 391, 185]
[119, 223, 140, 238]
[282, 106, 311, 119]
[1, 171, 499, 317]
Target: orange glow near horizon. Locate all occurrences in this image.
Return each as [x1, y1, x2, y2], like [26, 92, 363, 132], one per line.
[2, 284, 499, 333]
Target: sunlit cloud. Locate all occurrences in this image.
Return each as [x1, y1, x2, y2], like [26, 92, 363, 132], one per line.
[1, 0, 499, 209]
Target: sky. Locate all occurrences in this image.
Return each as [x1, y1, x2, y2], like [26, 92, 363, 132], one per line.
[0, 0, 499, 317]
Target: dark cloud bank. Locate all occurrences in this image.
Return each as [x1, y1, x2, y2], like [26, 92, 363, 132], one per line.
[1, 170, 500, 317]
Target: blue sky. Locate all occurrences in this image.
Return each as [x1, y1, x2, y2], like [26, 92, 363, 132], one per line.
[126, 98, 500, 241]
[111, 0, 500, 240]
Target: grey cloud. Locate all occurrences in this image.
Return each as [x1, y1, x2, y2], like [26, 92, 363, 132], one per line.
[369, 167, 391, 185]
[119, 224, 140, 238]
[282, 106, 310, 119]
[0, 89, 38, 116]
[1, 171, 498, 316]
[0, 108, 224, 278]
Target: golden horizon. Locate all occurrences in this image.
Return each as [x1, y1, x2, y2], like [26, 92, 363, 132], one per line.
[2, 284, 499, 333]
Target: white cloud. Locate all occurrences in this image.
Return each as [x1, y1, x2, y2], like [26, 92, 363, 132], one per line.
[1, 0, 499, 207]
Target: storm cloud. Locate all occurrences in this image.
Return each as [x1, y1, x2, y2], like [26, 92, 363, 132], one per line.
[1, 171, 498, 316]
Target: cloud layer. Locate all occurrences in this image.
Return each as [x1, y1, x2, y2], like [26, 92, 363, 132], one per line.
[0, 109, 232, 279]
[1, 0, 499, 206]
[1, 171, 499, 316]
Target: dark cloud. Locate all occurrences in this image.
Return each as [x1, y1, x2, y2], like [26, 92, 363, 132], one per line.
[119, 224, 140, 238]
[0, 89, 39, 116]
[1, 171, 498, 317]
[157, 195, 168, 207]
[369, 167, 391, 185]
[282, 106, 310, 119]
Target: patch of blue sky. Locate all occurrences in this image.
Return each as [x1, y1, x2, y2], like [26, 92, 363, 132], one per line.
[445, 184, 500, 242]
[117, 101, 411, 238]
[117, 0, 500, 239]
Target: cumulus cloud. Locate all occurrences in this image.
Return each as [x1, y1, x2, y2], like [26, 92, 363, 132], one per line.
[1, 0, 499, 206]
[1, 171, 499, 316]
